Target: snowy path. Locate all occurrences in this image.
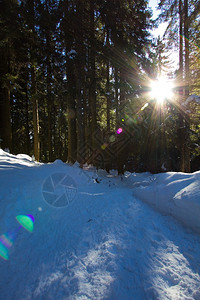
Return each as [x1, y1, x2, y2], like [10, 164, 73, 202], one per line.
[0, 158, 200, 299]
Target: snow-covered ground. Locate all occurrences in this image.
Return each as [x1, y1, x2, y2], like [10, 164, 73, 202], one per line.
[0, 149, 200, 300]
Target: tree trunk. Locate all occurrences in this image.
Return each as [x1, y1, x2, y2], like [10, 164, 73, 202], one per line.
[66, 63, 77, 163]
[63, 0, 77, 163]
[183, 0, 190, 172]
[178, 0, 185, 171]
[89, 0, 97, 159]
[76, 0, 85, 166]
[115, 67, 119, 128]
[31, 65, 40, 161]
[0, 44, 12, 151]
[25, 85, 30, 154]
[28, 0, 40, 161]
[179, 0, 183, 81]
[67, 99, 77, 163]
[184, 0, 189, 97]
[178, 0, 190, 172]
[106, 30, 110, 132]
[46, 33, 53, 161]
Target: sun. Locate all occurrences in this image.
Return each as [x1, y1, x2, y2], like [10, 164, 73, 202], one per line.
[150, 77, 174, 104]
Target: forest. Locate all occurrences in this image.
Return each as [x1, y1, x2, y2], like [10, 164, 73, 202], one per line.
[0, 0, 200, 174]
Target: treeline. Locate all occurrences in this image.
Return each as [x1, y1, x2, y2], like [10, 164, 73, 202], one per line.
[0, 0, 199, 173]
[156, 0, 200, 173]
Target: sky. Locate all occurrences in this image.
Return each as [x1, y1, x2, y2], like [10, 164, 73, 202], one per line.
[149, 0, 159, 18]
[148, 0, 168, 38]
[148, 0, 179, 72]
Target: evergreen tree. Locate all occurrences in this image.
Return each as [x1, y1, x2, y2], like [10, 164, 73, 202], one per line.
[0, 0, 20, 151]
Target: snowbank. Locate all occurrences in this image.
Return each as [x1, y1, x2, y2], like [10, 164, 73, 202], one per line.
[132, 171, 200, 234]
[0, 149, 40, 168]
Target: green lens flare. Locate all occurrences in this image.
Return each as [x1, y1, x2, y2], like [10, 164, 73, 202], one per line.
[0, 242, 9, 260]
[16, 215, 34, 233]
[109, 135, 115, 143]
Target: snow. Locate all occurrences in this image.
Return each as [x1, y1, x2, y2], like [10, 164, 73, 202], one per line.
[0, 150, 200, 299]
[184, 94, 200, 106]
[181, 94, 200, 112]
[132, 171, 200, 234]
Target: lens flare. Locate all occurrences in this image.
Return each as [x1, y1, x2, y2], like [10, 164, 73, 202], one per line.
[0, 215, 34, 261]
[0, 242, 9, 260]
[0, 233, 13, 248]
[117, 128, 123, 134]
[27, 214, 35, 223]
[141, 103, 149, 111]
[101, 143, 108, 150]
[0, 231, 16, 261]
[16, 215, 34, 233]
[109, 135, 115, 143]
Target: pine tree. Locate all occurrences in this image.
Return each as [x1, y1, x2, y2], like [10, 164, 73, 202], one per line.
[0, 0, 19, 151]
[157, 0, 197, 172]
